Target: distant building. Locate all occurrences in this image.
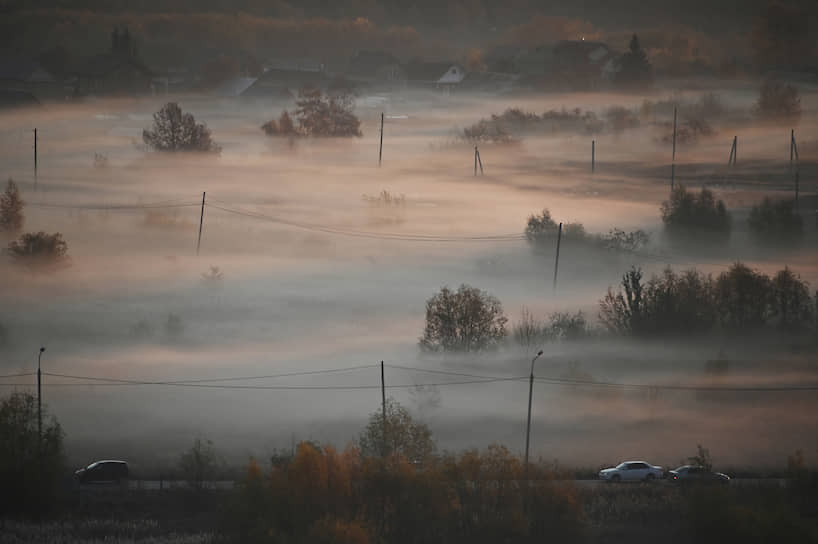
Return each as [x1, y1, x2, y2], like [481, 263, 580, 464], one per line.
[345, 50, 406, 88]
[69, 27, 154, 96]
[437, 65, 467, 89]
[241, 62, 330, 99]
[548, 40, 617, 90]
[404, 60, 453, 88]
[0, 57, 59, 100]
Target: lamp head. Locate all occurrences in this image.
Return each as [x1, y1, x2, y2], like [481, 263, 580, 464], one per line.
[536, 350, 543, 357]
[40, 347, 46, 353]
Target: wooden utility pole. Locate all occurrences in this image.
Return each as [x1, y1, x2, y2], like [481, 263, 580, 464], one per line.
[728, 136, 737, 166]
[196, 192, 206, 256]
[37, 348, 45, 445]
[524, 350, 543, 482]
[476, 147, 484, 175]
[474, 146, 478, 176]
[671, 107, 676, 190]
[33, 128, 38, 189]
[380, 361, 387, 457]
[552, 222, 562, 292]
[378, 113, 384, 167]
[591, 140, 595, 173]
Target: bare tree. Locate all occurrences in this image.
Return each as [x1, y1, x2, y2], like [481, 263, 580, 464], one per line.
[358, 398, 435, 462]
[0, 178, 24, 233]
[143, 102, 220, 152]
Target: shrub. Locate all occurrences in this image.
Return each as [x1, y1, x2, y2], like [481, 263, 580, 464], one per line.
[261, 111, 297, 136]
[179, 437, 221, 490]
[714, 263, 774, 329]
[600, 228, 649, 252]
[0, 178, 24, 233]
[289, 87, 362, 137]
[512, 306, 545, 349]
[604, 106, 639, 133]
[419, 284, 507, 352]
[7, 231, 68, 268]
[525, 209, 586, 246]
[661, 185, 730, 235]
[0, 392, 65, 517]
[548, 311, 591, 341]
[748, 197, 803, 242]
[756, 80, 801, 124]
[142, 102, 220, 152]
[358, 398, 436, 462]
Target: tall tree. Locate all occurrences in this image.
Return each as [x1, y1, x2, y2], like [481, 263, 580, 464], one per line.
[0, 178, 24, 233]
[420, 284, 507, 352]
[616, 33, 652, 88]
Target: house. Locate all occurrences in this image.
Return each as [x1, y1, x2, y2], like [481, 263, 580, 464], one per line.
[345, 50, 406, 87]
[0, 57, 60, 99]
[548, 40, 616, 90]
[437, 65, 467, 89]
[404, 60, 453, 88]
[69, 28, 154, 96]
[241, 66, 330, 99]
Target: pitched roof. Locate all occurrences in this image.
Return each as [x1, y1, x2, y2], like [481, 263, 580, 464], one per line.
[70, 54, 153, 78]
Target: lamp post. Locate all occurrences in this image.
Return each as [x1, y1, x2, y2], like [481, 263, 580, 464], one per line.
[524, 350, 543, 480]
[38, 347, 45, 442]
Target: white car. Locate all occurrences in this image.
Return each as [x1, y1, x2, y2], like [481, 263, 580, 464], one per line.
[598, 461, 663, 482]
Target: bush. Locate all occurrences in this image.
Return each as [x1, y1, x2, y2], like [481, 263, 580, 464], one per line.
[261, 111, 296, 136]
[358, 398, 436, 462]
[179, 437, 221, 490]
[748, 197, 803, 242]
[0, 392, 65, 517]
[756, 80, 801, 124]
[142, 102, 220, 152]
[6, 231, 69, 268]
[419, 284, 507, 352]
[0, 178, 24, 233]
[661, 185, 731, 235]
[525, 210, 649, 254]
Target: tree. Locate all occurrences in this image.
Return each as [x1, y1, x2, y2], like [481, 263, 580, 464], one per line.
[358, 398, 435, 462]
[419, 284, 507, 352]
[661, 185, 731, 235]
[599, 267, 646, 335]
[294, 87, 362, 137]
[687, 444, 713, 471]
[772, 267, 813, 332]
[616, 34, 652, 88]
[179, 436, 220, 490]
[143, 102, 220, 152]
[7, 231, 68, 268]
[0, 392, 65, 516]
[714, 263, 774, 329]
[0, 178, 24, 233]
[755, 80, 802, 124]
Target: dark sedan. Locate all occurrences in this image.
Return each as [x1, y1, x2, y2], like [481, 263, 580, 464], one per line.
[74, 460, 129, 484]
[668, 465, 729, 484]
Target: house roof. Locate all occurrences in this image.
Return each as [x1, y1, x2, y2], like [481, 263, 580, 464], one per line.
[69, 54, 153, 78]
[213, 76, 258, 97]
[0, 58, 55, 83]
[405, 60, 452, 81]
[437, 65, 466, 84]
[347, 50, 400, 77]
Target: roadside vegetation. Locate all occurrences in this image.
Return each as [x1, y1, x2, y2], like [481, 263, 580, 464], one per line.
[262, 87, 362, 138]
[143, 102, 220, 153]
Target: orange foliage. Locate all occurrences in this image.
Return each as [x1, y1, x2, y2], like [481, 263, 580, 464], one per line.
[500, 15, 601, 48]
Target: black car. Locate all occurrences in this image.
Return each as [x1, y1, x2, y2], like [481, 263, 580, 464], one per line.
[668, 465, 729, 484]
[74, 460, 129, 484]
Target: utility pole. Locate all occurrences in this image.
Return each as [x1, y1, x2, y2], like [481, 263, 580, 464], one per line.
[524, 350, 544, 481]
[671, 107, 676, 190]
[552, 222, 562, 292]
[591, 140, 595, 173]
[37, 347, 45, 444]
[728, 136, 737, 166]
[196, 192, 206, 256]
[476, 147, 484, 175]
[378, 113, 384, 167]
[380, 361, 387, 458]
[33, 128, 38, 190]
[474, 146, 478, 176]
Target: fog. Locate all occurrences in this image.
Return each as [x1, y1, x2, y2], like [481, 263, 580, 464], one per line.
[1, 84, 817, 472]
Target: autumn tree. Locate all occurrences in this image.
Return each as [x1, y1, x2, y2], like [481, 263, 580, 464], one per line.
[143, 102, 220, 152]
[294, 87, 362, 137]
[771, 267, 813, 332]
[661, 185, 731, 236]
[419, 284, 507, 352]
[7, 231, 69, 268]
[714, 263, 774, 329]
[179, 436, 221, 490]
[0, 178, 24, 233]
[0, 392, 65, 516]
[358, 398, 436, 462]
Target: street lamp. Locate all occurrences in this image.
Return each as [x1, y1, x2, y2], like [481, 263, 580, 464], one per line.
[524, 350, 543, 480]
[38, 347, 45, 442]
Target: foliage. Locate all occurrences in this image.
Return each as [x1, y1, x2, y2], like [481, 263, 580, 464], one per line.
[748, 197, 803, 242]
[361, 189, 405, 207]
[6, 231, 69, 268]
[179, 437, 221, 490]
[419, 284, 507, 352]
[512, 306, 544, 350]
[525, 209, 648, 254]
[261, 111, 296, 136]
[0, 392, 65, 517]
[599, 228, 649, 252]
[512, 308, 592, 346]
[358, 398, 436, 462]
[297, 87, 362, 137]
[0, 178, 24, 233]
[661, 185, 731, 235]
[771, 267, 813, 332]
[524, 209, 584, 246]
[599, 266, 717, 336]
[714, 263, 775, 329]
[616, 34, 653, 88]
[143, 102, 220, 152]
[201, 265, 224, 285]
[604, 106, 640, 133]
[755, 80, 802, 124]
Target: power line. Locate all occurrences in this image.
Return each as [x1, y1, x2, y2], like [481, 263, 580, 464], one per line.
[0, 372, 36, 379]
